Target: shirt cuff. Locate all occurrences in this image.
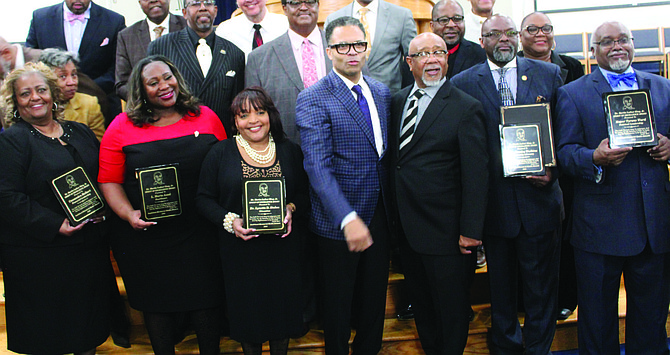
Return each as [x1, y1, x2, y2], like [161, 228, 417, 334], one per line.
[340, 211, 357, 230]
[594, 164, 603, 183]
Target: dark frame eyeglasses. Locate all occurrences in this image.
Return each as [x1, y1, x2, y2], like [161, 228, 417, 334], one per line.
[593, 37, 633, 48]
[285, 0, 318, 8]
[523, 24, 553, 35]
[407, 50, 448, 61]
[328, 42, 368, 55]
[433, 15, 464, 26]
[186, 0, 215, 8]
[482, 30, 519, 39]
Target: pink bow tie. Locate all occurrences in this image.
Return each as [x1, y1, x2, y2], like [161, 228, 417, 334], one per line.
[65, 12, 86, 23]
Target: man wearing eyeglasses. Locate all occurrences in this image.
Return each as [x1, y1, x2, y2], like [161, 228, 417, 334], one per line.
[216, 0, 288, 61]
[246, 0, 331, 144]
[391, 31, 488, 355]
[148, 0, 245, 135]
[324, 0, 416, 94]
[555, 21, 670, 354]
[296, 16, 391, 355]
[430, 0, 486, 79]
[452, 14, 563, 355]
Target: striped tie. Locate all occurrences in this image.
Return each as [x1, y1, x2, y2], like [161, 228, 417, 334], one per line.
[497, 68, 515, 106]
[399, 89, 424, 151]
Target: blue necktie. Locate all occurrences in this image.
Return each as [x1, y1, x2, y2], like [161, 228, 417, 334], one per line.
[607, 72, 637, 88]
[352, 84, 373, 133]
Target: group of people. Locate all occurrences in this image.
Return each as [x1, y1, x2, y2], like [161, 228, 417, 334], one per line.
[0, 0, 669, 355]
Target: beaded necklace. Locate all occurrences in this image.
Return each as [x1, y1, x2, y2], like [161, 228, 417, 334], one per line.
[235, 134, 275, 165]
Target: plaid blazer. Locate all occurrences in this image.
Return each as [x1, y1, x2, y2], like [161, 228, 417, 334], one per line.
[296, 71, 390, 240]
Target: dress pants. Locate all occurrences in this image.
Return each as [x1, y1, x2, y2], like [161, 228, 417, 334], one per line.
[399, 235, 475, 355]
[574, 246, 670, 355]
[486, 229, 560, 355]
[317, 199, 390, 355]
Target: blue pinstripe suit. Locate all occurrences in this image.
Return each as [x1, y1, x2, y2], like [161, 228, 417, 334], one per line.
[296, 70, 391, 355]
[296, 70, 390, 240]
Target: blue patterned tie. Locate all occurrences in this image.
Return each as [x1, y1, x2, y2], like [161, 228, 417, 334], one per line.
[497, 68, 515, 106]
[352, 84, 373, 133]
[607, 72, 637, 88]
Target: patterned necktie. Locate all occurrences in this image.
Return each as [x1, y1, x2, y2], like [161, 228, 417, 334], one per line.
[302, 39, 318, 88]
[153, 26, 165, 40]
[196, 38, 212, 77]
[252, 24, 263, 49]
[399, 89, 424, 151]
[352, 84, 373, 134]
[359, 7, 371, 58]
[497, 68, 515, 106]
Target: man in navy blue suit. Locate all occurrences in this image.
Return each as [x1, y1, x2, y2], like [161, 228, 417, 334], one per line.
[555, 21, 670, 354]
[26, 0, 125, 95]
[451, 14, 563, 354]
[296, 16, 391, 355]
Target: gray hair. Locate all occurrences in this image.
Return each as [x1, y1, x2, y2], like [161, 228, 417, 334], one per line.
[325, 16, 366, 44]
[39, 48, 79, 69]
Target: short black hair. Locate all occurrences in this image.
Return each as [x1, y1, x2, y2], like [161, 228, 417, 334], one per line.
[230, 86, 286, 142]
[325, 16, 366, 45]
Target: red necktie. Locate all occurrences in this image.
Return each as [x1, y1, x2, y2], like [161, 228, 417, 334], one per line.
[252, 24, 263, 49]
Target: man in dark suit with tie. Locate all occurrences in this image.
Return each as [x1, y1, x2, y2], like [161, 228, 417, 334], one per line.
[431, 0, 486, 79]
[115, 0, 187, 100]
[148, 0, 245, 135]
[391, 32, 488, 355]
[555, 21, 670, 354]
[26, 0, 125, 95]
[451, 14, 563, 354]
[246, 0, 332, 144]
[296, 16, 391, 355]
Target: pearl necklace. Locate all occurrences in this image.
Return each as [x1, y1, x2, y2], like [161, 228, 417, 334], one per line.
[236, 134, 276, 165]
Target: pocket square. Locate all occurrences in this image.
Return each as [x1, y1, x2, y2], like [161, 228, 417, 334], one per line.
[226, 70, 236, 77]
[100, 37, 109, 46]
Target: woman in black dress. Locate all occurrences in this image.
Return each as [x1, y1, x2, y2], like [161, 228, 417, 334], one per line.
[197, 87, 309, 355]
[98, 55, 226, 355]
[0, 62, 109, 354]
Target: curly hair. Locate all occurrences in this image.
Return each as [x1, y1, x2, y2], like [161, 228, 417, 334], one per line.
[0, 62, 65, 127]
[230, 86, 286, 143]
[125, 55, 201, 127]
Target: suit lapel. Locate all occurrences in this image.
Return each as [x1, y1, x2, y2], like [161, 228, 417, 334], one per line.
[52, 4, 67, 49]
[400, 82, 450, 158]
[590, 68, 614, 99]
[322, 29, 333, 72]
[451, 41, 468, 74]
[369, 1, 388, 61]
[327, 72, 377, 150]
[175, 30, 205, 91]
[137, 21, 151, 48]
[516, 58, 532, 104]
[274, 34, 305, 91]
[367, 77, 388, 155]
[475, 63, 500, 108]
[202, 36, 230, 89]
[79, 3, 102, 55]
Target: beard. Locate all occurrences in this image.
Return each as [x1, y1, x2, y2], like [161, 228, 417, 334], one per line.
[493, 48, 515, 63]
[609, 57, 631, 72]
[422, 67, 443, 87]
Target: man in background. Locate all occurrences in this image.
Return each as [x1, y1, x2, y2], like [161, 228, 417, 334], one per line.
[463, 0, 494, 43]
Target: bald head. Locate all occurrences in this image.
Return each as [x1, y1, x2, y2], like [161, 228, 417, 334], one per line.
[431, 0, 465, 47]
[481, 14, 518, 67]
[407, 33, 448, 88]
[591, 21, 634, 73]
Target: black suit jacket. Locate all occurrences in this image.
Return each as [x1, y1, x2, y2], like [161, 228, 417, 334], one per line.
[390, 81, 489, 255]
[447, 39, 487, 79]
[115, 14, 187, 100]
[26, 2, 126, 94]
[517, 50, 584, 85]
[148, 29, 245, 135]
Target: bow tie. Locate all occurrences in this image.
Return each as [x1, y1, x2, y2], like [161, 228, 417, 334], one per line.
[607, 72, 636, 88]
[65, 12, 86, 23]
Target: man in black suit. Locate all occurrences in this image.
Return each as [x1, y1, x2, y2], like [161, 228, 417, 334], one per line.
[451, 14, 563, 354]
[115, 0, 187, 100]
[431, 0, 486, 79]
[26, 0, 125, 95]
[391, 32, 488, 355]
[148, 0, 245, 134]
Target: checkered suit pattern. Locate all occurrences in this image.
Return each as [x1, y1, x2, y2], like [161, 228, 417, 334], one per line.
[296, 71, 390, 240]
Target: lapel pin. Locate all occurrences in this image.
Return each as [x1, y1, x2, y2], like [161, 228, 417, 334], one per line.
[521, 75, 528, 81]
[194, 131, 200, 137]
[220, 49, 226, 55]
[536, 95, 545, 103]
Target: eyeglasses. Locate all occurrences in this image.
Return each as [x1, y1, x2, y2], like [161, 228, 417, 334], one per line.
[285, 0, 318, 8]
[523, 24, 553, 35]
[482, 30, 519, 39]
[407, 50, 448, 61]
[329, 42, 368, 55]
[593, 37, 633, 48]
[433, 15, 464, 26]
[187, 0, 215, 8]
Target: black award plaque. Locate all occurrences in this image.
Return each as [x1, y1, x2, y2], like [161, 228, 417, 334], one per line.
[501, 124, 545, 177]
[51, 166, 105, 225]
[242, 177, 286, 234]
[603, 89, 657, 148]
[136, 164, 182, 221]
[500, 103, 556, 166]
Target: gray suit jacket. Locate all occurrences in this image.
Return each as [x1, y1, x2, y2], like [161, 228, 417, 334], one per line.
[325, 0, 416, 94]
[245, 30, 332, 144]
[148, 28, 245, 135]
[115, 14, 187, 100]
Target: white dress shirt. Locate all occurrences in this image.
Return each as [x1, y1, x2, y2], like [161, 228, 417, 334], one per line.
[464, 10, 487, 44]
[147, 15, 171, 42]
[63, 2, 90, 55]
[216, 9, 289, 61]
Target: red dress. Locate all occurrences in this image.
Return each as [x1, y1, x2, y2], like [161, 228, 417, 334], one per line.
[99, 106, 227, 312]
